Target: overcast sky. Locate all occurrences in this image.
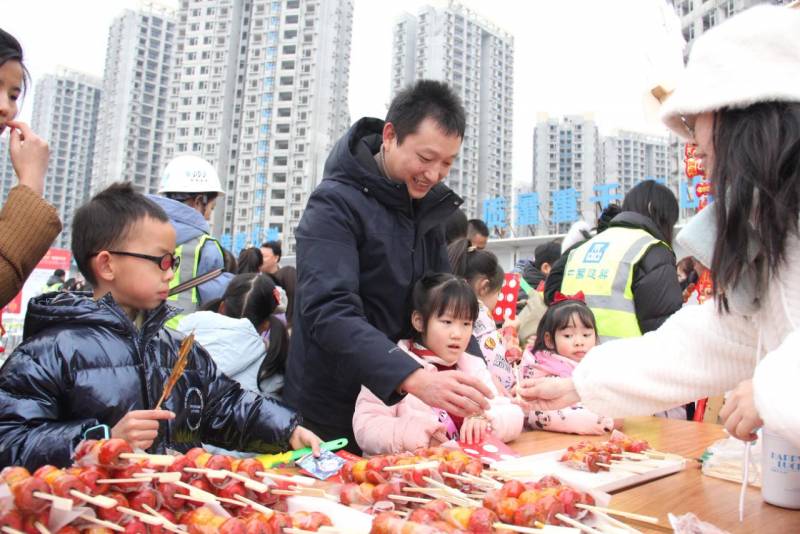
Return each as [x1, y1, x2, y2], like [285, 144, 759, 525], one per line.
[4, 0, 681, 187]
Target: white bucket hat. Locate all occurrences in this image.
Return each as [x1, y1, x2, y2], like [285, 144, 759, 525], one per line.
[661, 5, 800, 139]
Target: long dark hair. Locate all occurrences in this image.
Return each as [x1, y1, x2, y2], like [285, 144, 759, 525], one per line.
[0, 28, 29, 94]
[711, 102, 800, 311]
[203, 273, 289, 381]
[412, 273, 478, 340]
[532, 300, 597, 354]
[236, 247, 263, 274]
[448, 238, 504, 293]
[622, 181, 679, 245]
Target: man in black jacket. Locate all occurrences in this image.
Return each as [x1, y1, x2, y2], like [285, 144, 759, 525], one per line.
[284, 81, 493, 451]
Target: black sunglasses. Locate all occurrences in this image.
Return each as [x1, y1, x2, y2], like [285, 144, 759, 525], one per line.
[91, 251, 180, 271]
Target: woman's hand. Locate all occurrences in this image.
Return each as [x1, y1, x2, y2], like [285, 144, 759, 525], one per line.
[515, 377, 580, 411]
[289, 425, 322, 456]
[719, 379, 762, 441]
[7, 121, 49, 196]
[461, 416, 490, 445]
[111, 409, 175, 451]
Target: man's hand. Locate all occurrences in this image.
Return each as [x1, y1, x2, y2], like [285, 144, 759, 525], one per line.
[111, 409, 175, 451]
[515, 377, 580, 411]
[401, 369, 493, 418]
[719, 379, 762, 441]
[289, 425, 322, 456]
[461, 416, 490, 445]
[7, 121, 49, 196]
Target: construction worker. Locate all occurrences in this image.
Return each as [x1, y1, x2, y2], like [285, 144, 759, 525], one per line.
[149, 155, 233, 328]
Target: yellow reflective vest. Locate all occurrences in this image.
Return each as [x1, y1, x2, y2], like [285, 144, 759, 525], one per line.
[561, 227, 666, 341]
[165, 234, 222, 330]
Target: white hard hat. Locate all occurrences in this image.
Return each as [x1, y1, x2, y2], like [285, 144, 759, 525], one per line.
[158, 154, 225, 195]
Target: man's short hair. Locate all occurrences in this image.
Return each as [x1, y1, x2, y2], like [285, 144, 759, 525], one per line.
[467, 219, 490, 238]
[386, 80, 466, 144]
[534, 241, 562, 270]
[261, 241, 282, 259]
[72, 182, 169, 286]
[54, 269, 65, 278]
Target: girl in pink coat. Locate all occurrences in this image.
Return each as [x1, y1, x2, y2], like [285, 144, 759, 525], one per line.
[353, 274, 524, 455]
[447, 238, 518, 392]
[519, 293, 615, 435]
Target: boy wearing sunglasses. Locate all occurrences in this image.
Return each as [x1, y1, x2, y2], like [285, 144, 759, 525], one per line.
[0, 182, 320, 470]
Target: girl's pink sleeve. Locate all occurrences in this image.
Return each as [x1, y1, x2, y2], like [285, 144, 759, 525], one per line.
[352, 386, 441, 455]
[527, 404, 614, 436]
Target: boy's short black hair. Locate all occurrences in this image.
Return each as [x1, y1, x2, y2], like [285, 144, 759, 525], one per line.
[386, 80, 466, 144]
[261, 241, 282, 259]
[72, 182, 169, 285]
[534, 241, 561, 270]
[467, 219, 489, 238]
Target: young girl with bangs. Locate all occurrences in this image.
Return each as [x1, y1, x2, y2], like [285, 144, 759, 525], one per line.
[520, 294, 615, 435]
[352, 273, 523, 455]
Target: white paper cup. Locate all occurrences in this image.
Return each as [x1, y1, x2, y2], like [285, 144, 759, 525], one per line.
[761, 429, 800, 509]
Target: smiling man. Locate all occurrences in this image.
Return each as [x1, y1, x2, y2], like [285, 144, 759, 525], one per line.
[284, 80, 493, 451]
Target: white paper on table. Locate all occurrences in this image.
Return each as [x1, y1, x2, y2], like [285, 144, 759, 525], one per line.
[287, 495, 373, 533]
[494, 449, 686, 492]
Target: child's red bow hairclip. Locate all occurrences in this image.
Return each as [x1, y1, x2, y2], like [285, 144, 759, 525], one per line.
[553, 291, 585, 304]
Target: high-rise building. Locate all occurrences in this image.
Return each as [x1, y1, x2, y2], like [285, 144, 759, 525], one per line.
[532, 114, 602, 233]
[0, 137, 16, 204]
[31, 68, 102, 249]
[602, 130, 674, 192]
[391, 2, 514, 221]
[672, 0, 791, 54]
[92, 4, 176, 196]
[164, 0, 353, 255]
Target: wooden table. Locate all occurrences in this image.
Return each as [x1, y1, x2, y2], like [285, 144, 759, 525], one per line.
[509, 417, 799, 533]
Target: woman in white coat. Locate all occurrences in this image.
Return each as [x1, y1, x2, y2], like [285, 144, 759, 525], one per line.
[518, 4, 800, 447]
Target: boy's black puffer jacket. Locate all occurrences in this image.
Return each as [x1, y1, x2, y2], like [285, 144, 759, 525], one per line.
[0, 292, 300, 470]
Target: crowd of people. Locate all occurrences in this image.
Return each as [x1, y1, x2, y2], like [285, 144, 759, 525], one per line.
[0, 3, 798, 472]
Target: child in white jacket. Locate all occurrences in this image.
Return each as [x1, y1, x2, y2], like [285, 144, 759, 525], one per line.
[353, 274, 524, 455]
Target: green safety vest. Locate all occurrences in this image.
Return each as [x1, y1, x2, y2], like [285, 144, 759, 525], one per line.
[165, 234, 222, 330]
[561, 227, 666, 341]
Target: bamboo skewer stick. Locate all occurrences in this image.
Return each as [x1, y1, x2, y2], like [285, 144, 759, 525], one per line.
[33, 523, 50, 534]
[223, 470, 270, 493]
[596, 462, 650, 474]
[32, 491, 72, 511]
[78, 515, 126, 532]
[175, 493, 217, 505]
[233, 494, 275, 515]
[1, 528, 26, 534]
[183, 467, 228, 480]
[388, 494, 432, 504]
[132, 471, 182, 483]
[575, 504, 659, 525]
[423, 476, 482, 507]
[118, 452, 175, 466]
[117, 506, 163, 526]
[555, 513, 605, 534]
[492, 522, 578, 533]
[256, 471, 316, 486]
[382, 461, 439, 471]
[582, 506, 642, 533]
[441, 471, 494, 488]
[142, 503, 187, 533]
[70, 489, 118, 508]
